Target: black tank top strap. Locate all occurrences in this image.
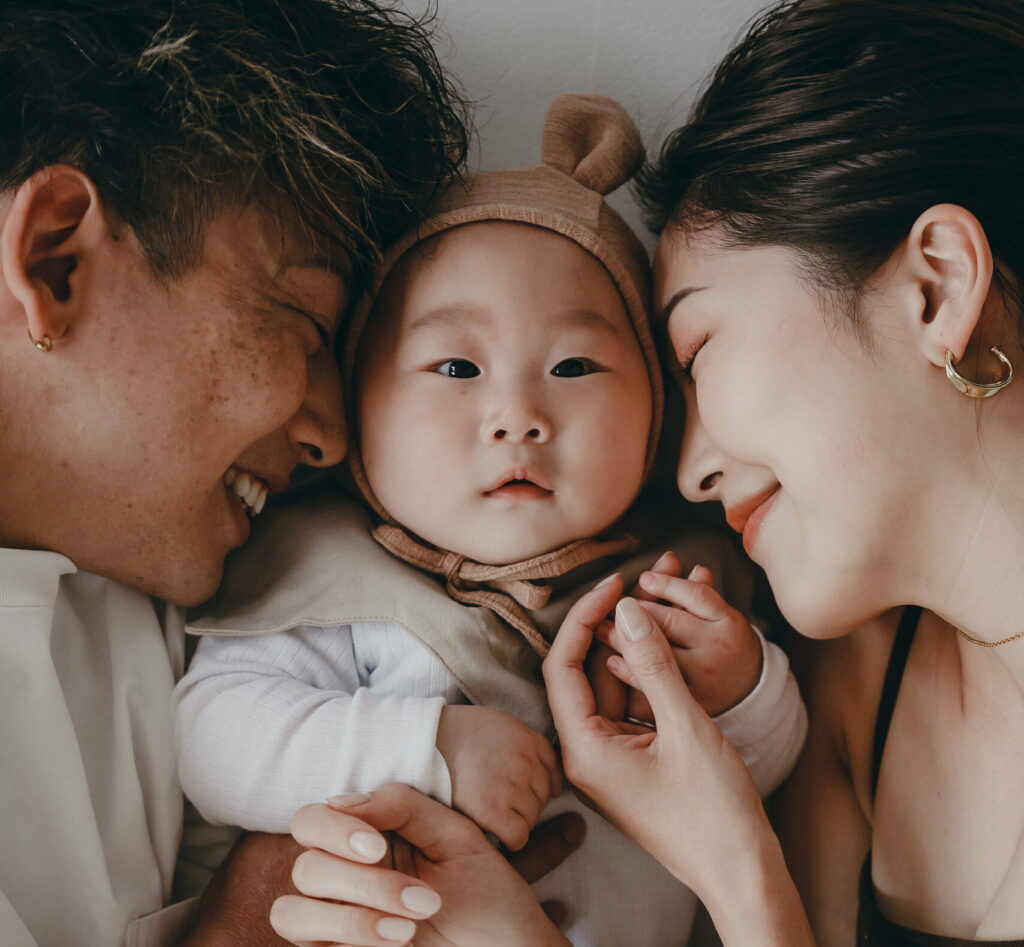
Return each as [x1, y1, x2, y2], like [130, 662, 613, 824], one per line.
[871, 604, 922, 799]
[858, 605, 1024, 945]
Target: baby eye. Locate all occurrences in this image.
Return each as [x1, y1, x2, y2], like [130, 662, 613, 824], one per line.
[435, 359, 480, 378]
[551, 357, 597, 378]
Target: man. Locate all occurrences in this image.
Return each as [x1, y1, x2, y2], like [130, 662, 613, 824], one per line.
[0, 2, 467, 942]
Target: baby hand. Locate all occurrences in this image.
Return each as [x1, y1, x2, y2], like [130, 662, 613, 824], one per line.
[607, 558, 763, 718]
[436, 705, 562, 851]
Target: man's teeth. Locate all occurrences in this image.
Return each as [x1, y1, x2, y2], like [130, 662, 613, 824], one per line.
[223, 468, 268, 517]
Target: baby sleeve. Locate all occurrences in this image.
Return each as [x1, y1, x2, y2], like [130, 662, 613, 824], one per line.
[174, 623, 460, 833]
[710, 627, 808, 797]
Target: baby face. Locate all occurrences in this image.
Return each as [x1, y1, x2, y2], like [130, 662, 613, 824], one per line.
[355, 221, 652, 564]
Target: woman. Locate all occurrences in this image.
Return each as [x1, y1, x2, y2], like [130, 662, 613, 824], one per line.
[271, 1, 1024, 945]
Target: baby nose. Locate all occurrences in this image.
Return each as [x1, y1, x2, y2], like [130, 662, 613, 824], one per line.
[483, 401, 552, 444]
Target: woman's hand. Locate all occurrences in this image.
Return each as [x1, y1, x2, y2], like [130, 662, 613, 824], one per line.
[269, 784, 579, 947]
[543, 575, 814, 946]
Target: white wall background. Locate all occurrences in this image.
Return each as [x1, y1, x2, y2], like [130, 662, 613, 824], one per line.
[411, 0, 772, 249]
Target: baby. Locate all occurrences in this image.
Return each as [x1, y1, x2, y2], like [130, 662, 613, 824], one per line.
[175, 95, 807, 947]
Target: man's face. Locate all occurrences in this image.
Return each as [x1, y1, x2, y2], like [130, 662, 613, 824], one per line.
[23, 205, 348, 604]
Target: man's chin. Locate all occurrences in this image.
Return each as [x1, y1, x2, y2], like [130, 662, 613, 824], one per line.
[135, 558, 225, 608]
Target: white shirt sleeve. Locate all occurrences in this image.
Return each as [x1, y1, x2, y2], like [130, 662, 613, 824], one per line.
[710, 626, 808, 798]
[174, 622, 461, 833]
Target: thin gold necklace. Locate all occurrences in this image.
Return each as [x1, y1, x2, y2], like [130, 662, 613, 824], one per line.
[956, 627, 1024, 648]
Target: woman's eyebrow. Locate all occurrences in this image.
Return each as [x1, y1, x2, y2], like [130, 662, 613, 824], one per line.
[657, 286, 706, 324]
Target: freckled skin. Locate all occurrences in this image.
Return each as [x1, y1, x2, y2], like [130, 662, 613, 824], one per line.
[2, 203, 347, 604]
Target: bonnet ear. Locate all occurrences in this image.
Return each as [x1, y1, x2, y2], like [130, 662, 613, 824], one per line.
[540, 93, 645, 195]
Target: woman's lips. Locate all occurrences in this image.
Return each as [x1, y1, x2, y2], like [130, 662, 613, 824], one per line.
[726, 486, 781, 556]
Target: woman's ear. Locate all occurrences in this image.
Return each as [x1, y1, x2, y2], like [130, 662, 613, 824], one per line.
[1, 165, 109, 347]
[899, 203, 993, 368]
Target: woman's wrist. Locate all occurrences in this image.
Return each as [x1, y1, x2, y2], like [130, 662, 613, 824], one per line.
[698, 828, 815, 947]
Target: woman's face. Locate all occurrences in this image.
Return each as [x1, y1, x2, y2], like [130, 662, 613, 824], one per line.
[654, 227, 953, 637]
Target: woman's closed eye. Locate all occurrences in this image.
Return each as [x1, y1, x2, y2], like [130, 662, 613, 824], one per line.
[672, 334, 708, 384]
[551, 357, 599, 378]
[434, 358, 481, 378]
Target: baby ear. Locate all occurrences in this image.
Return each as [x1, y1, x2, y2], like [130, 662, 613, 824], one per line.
[2, 165, 109, 347]
[900, 203, 993, 368]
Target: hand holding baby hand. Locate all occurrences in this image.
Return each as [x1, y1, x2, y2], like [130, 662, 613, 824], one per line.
[603, 554, 763, 719]
[436, 705, 562, 850]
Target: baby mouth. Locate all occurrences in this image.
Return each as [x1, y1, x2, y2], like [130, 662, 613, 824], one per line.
[484, 468, 554, 498]
[223, 467, 268, 518]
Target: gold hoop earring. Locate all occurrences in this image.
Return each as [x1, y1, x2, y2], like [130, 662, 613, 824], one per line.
[945, 347, 1013, 398]
[28, 329, 53, 353]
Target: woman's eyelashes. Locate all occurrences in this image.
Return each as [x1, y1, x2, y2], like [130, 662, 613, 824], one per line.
[672, 334, 708, 384]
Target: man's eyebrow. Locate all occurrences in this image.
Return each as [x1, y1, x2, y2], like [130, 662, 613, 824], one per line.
[657, 286, 707, 325]
[284, 257, 351, 281]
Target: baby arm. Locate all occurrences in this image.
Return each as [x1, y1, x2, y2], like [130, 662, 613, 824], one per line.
[606, 554, 808, 797]
[436, 704, 562, 851]
[173, 623, 457, 833]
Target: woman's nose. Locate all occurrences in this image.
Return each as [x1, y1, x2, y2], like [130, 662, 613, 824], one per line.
[287, 348, 347, 467]
[677, 390, 724, 502]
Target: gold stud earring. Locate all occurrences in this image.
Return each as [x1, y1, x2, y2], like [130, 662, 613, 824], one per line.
[945, 347, 1013, 398]
[28, 329, 53, 353]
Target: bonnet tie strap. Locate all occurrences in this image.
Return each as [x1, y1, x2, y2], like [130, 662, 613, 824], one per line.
[372, 524, 640, 657]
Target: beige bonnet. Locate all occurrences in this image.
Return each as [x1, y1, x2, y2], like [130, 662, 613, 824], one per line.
[341, 93, 660, 655]
[345, 91, 663, 521]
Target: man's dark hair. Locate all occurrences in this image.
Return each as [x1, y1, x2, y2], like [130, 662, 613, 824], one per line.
[0, 0, 470, 281]
[636, 0, 1024, 333]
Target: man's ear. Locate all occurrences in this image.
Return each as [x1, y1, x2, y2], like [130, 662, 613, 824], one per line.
[1, 165, 109, 346]
[897, 203, 993, 369]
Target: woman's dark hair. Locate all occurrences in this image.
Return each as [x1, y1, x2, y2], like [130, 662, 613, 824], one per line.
[636, 0, 1024, 333]
[0, 0, 470, 283]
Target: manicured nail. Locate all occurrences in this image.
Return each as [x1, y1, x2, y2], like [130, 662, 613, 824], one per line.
[638, 571, 658, 590]
[400, 885, 442, 916]
[349, 830, 387, 861]
[376, 916, 417, 942]
[687, 563, 704, 580]
[594, 572, 620, 591]
[617, 598, 653, 641]
[327, 792, 371, 808]
[653, 551, 674, 570]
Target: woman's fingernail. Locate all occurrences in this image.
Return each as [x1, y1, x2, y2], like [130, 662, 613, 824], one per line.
[617, 598, 653, 641]
[349, 830, 387, 861]
[653, 551, 674, 570]
[594, 572, 620, 591]
[376, 916, 417, 942]
[638, 571, 657, 590]
[687, 563, 704, 580]
[400, 885, 442, 916]
[327, 792, 371, 808]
